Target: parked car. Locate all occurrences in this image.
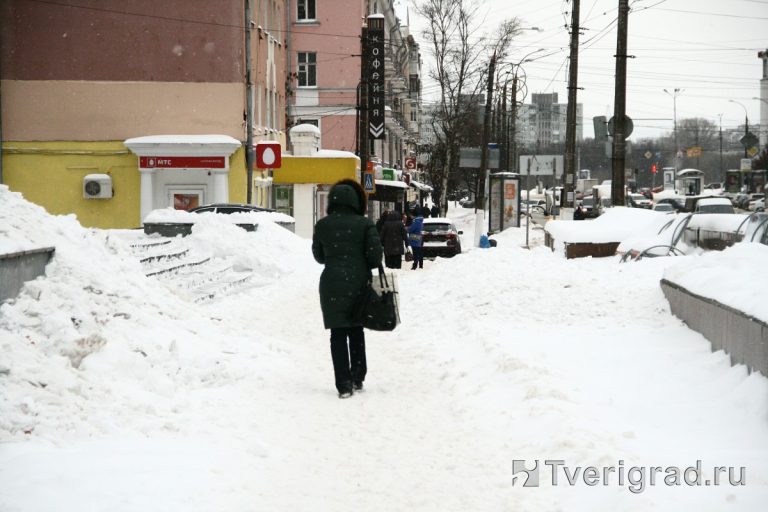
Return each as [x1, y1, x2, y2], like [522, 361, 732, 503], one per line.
[421, 218, 463, 258]
[748, 198, 765, 212]
[627, 193, 653, 209]
[580, 196, 601, 218]
[694, 197, 735, 214]
[747, 194, 765, 212]
[189, 203, 275, 214]
[652, 202, 675, 213]
[655, 197, 687, 212]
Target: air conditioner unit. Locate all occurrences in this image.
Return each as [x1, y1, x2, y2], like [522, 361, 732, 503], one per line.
[83, 174, 113, 199]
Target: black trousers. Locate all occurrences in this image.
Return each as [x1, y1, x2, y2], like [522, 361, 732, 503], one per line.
[411, 246, 424, 268]
[329, 326, 367, 392]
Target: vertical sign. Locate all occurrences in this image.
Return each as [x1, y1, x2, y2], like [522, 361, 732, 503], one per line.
[367, 14, 385, 139]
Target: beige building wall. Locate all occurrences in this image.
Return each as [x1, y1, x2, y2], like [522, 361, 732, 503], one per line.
[2, 80, 245, 141]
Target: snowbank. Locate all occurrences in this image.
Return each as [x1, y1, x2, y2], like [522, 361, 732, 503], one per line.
[545, 207, 669, 243]
[0, 186, 309, 440]
[664, 243, 768, 322]
[144, 207, 295, 224]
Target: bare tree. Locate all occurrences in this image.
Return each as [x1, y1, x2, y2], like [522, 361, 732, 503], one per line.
[677, 117, 718, 150]
[414, 0, 521, 212]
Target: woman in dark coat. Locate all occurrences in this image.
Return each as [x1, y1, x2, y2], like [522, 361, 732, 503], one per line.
[312, 179, 383, 398]
[380, 211, 408, 269]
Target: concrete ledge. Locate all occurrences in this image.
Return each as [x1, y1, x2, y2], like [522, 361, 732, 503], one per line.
[661, 278, 767, 376]
[0, 247, 56, 303]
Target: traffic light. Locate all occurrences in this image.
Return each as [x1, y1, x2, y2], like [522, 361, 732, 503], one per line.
[651, 163, 657, 174]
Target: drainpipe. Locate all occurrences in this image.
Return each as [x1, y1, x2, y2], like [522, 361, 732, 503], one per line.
[285, 0, 292, 128]
[245, 0, 255, 203]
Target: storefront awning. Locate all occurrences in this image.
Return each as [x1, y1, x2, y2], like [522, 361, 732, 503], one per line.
[375, 179, 409, 189]
[410, 180, 433, 192]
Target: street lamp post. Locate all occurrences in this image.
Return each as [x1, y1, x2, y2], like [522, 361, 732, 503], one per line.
[663, 88, 683, 189]
[729, 99, 749, 158]
[753, 97, 768, 148]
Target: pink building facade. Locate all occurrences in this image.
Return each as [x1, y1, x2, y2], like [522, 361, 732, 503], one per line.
[287, 0, 422, 168]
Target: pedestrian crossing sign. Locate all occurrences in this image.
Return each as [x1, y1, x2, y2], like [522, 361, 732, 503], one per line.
[363, 171, 376, 194]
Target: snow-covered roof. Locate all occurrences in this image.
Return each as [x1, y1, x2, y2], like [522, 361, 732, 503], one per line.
[375, 179, 409, 189]
[124, 135, 240, 145]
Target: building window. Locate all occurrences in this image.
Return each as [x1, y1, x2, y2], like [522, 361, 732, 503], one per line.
[297, 52, 317, 87]
[297, 118, 319, 127]
[297, 0, 315, 21]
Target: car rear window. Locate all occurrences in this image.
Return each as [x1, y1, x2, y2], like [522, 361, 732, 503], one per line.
[422, 223, 452, 233]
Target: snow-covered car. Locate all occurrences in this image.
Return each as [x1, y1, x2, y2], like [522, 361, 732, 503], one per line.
[749, 199, 765, 212]
[652, 203, 675, 213]
[421, 218, 463, 258]
[694, 197, 735, 214]
[655, 197, 687, 212]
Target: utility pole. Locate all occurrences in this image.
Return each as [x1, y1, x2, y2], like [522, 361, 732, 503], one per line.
[511, 74, 518, 174]
[611, 0, 629, 206]
[563, 0, 581, 213]
[719, 113, 724, 181]
[500, 81, 508, 171]
[244, 0, 255, 203]
[477, 51, 496, 212]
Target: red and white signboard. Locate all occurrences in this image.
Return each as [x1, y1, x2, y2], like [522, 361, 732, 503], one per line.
[256, 142, 282, 169]
[139, 156, 225, 169]
[404, 157, 417, 170]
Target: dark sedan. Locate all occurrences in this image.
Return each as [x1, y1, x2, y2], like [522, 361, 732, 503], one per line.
[421, 218, 463, 258]
[189, 203, 275, 214]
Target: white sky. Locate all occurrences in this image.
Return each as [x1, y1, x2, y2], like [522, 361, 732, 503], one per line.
[401, 0, 768, 140]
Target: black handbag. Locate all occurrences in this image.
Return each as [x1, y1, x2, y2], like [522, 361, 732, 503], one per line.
[354, 264, 400, 331]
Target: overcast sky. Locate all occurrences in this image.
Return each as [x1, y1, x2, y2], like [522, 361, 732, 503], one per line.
[401, 0, 768, 140]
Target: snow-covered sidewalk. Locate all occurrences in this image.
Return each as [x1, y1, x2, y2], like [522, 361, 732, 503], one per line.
[1, 190, 767, 511]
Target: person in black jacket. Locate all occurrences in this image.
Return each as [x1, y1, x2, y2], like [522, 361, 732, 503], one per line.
[312, 179, 383, 398]
[430, 204, 440, 218]
[380, 211, 409, 269]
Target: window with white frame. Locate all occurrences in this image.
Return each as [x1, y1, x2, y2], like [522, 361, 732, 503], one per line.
[297, 0, 316, 21]
[297, 52, 317, 87]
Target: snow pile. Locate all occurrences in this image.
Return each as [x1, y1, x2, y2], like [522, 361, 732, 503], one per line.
[144, 206, 295, 225]
[545, 207, 669, 244]
[664, 242, 768, 322]
[0, 186, 304, 440]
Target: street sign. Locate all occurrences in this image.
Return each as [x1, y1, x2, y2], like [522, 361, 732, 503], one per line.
[644, 151, 652, 159]
[405, 157, 416, 170]
[363, 171, 376, 194]
[607, 115, 634, 138]
[366, 15, 385, 140]
[686, 146, 702, 158]
[518, 155, 563, 177]
[740, 131, 758, 150]
[255, 142, 282, 169]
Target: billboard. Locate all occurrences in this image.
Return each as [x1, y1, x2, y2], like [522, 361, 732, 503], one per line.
[518, 155, 564, 177]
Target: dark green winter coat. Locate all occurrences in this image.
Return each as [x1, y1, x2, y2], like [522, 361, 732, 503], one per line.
[312, 180, 383, 329]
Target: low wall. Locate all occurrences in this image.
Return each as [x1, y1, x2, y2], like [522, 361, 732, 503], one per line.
[0, 247, 56, 303]
[661, 279, 767, 376]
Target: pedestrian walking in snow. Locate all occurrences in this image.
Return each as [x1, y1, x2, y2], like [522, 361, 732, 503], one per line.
[430, 204, 440, 218]
[312, 179, 383, 398]
[380, 210, 409, 269]
[407, 211, 424, 270]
